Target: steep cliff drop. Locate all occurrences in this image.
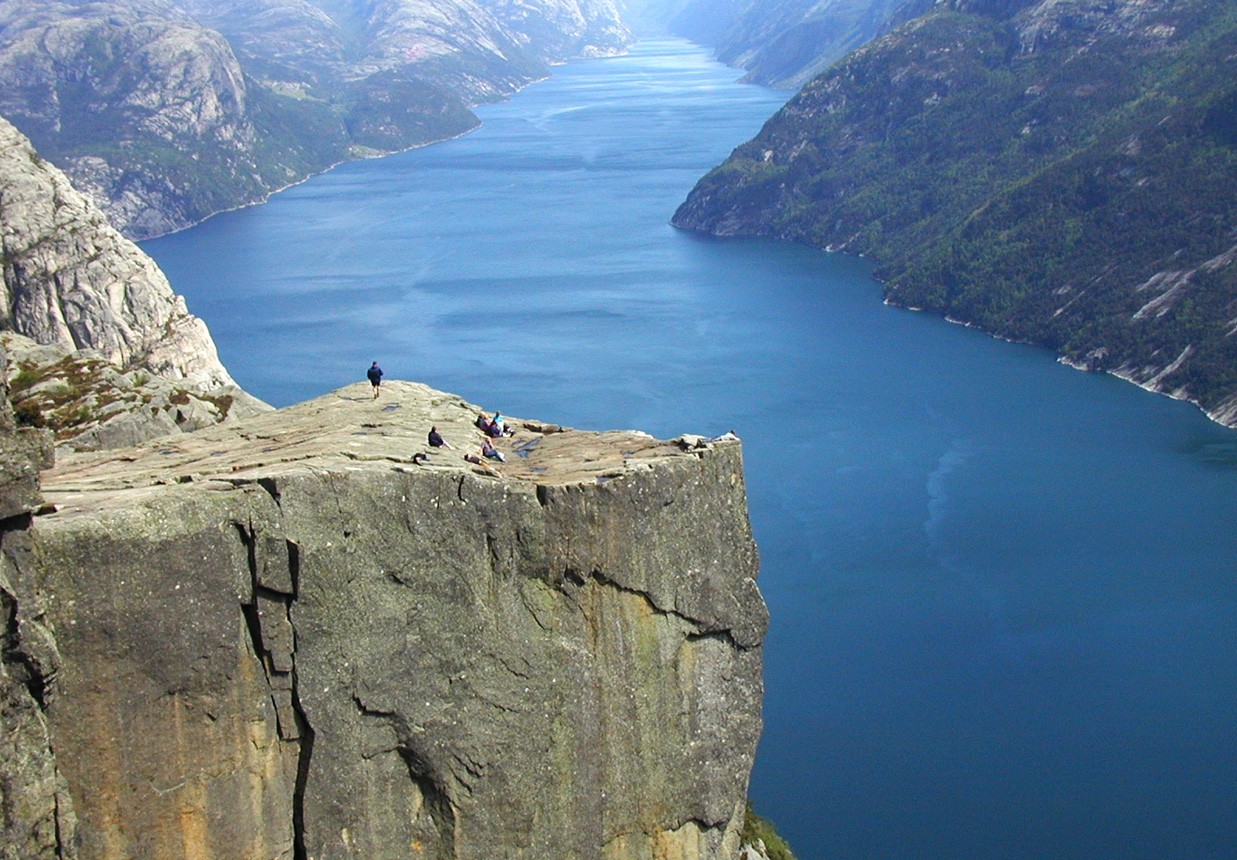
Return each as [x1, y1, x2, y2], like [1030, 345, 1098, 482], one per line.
[0, 340, 76, 860]
[25, 380, 767, 859]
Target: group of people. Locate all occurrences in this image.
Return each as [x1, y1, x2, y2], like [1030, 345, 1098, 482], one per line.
[368, 360, 739, 477]
[366, 360, 509, 467]
[426, 414, 509, 468]
[475, 411, 514, 439]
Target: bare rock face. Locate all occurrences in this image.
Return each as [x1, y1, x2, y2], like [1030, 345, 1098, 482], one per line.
[30, 381, 767, 859]
[1, 115, 234, 386]
[1, 116, 269, 448]
[0, 342, 76, 860]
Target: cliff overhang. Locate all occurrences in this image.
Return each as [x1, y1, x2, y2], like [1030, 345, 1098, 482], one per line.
[23, 380, 767, 859]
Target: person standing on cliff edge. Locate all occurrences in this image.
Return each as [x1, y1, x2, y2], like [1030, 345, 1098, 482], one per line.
[367, 361, 383, 398]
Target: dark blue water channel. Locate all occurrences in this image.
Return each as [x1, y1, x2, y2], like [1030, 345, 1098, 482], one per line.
[144, 38, 1237, 860]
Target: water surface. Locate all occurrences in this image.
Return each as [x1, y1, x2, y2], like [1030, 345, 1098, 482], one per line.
[145, 38, 1237, 860]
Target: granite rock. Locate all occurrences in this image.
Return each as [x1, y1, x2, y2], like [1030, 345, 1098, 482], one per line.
[0, 341, 76, 860]
[30, 380, 766, 859]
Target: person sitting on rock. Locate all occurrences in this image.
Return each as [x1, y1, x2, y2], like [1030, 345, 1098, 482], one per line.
[490, 412, 515, 437]
[481, 439, 505, 462]
[428, 426, 452, 449]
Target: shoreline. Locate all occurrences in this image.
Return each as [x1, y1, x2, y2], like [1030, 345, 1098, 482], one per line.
[136, 38, 702, 243]
[880, 294, 1237, 431]
[138, 73, 563, 243]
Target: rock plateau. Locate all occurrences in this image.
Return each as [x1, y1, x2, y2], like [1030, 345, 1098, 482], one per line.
[6, 379, 767, 859]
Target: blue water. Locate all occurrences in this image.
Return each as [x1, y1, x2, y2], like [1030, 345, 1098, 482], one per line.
[144, 39, 1237, 860]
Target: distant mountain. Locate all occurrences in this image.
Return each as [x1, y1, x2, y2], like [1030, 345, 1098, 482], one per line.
[674, 0, 1237, 426]
[646, 0, 927, 87]
[0, 0, 631, 239]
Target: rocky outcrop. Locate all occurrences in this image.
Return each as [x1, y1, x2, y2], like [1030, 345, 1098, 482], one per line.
[1, 116, 268, 447]
[2, 115, 230, 385]
[674, 0, 1237, 427]
[1, 332, 263, 452]
[25, 380, 766, 859]
[0, 0, 633, 238]
[0, 341, 76, 860]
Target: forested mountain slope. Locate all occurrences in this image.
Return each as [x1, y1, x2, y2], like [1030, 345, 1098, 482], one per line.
[0, 0, 630, 238]
[674, 0, 1237, 426]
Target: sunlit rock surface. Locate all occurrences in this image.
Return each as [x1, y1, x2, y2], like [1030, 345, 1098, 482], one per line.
[29, 380, 766, 859]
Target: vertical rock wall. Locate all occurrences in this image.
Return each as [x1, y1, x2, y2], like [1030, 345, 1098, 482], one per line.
[0, 342, 75, 860]
[29, 413, 766, 859]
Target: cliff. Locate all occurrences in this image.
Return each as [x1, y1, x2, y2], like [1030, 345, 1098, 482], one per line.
[0, 0, 632, 239]
[11, 379, 766, 859]
[674, 0, 1237, 427]
[1, 115, 268, 448]
[0, 339, 72, 859]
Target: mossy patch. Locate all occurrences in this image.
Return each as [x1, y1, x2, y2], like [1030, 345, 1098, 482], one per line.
[742, 802, 798, 860]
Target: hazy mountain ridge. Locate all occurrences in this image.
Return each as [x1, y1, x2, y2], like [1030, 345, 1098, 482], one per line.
[647, 0, 928, 87]
[673, 0, 1237, 426]
[0, 0, 632, 239]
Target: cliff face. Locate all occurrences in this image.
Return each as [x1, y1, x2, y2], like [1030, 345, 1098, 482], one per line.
[1, 114, 232, 386]
[24, 380, 766, 859]
[0, 0, 633, 238]
[1, 115, 268, 448]
[674, 0, 1237, 426]
[0, 342, 74, 860]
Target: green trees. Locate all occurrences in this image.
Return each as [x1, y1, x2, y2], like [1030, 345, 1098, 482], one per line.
[675, 0, 1237, 421]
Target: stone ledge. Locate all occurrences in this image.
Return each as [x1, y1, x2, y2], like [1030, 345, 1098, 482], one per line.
[40, 381, 741, 519]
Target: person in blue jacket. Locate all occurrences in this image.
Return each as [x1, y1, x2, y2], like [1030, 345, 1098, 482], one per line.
[367, 361, 383, 398]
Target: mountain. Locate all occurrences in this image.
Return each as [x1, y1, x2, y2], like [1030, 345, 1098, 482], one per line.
[2, 378, 767, 859]
[673, 0, 1237, 427]
[0, 0, 632, 238]
[636, 0, 928, 87]
[1, 114, 268, 448]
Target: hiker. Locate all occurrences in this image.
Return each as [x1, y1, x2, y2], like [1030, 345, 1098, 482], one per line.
[481, 439, 505, 462]
[428, 426, 452, 449]
[476, 413, 492, 432]
[367, 361, 383, 398]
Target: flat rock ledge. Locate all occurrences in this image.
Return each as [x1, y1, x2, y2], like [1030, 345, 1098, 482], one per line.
[43, 380, 728, 514]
